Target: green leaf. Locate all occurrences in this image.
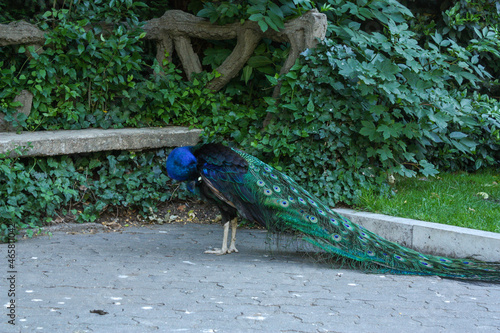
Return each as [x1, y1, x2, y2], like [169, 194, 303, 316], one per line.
[268, 2, 284, 18]
[247, 4, 266, 15]
[419, 160, 439, 177]
[267, 11, 285, 29]
[449, 131, 468, 139]
[247, 56, 273, 67]
[377, 124, 397, 140]
[377, 147, 394, 161]
[360, 121, 377, 140]
[257, 20, 268, 32]
[285, 71, 297, 79]
[306, 100, 314, 112]
[242, 66, 252, 84]
[248, 13, 264, 21]
[197, 8, 212, 18]
[266, 74, 278, 85]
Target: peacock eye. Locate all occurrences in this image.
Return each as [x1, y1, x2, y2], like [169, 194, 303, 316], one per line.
[331, 234, 342, 242]
[279, 200, 289, 208]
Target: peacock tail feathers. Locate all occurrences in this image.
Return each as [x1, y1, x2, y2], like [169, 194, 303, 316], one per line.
[168, 144, 500, 282]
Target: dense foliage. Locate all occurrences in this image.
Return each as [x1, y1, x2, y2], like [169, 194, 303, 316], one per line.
[0, 147, 177, 242]
[258, 0, 500, 203]
[0, 0, 498, 238]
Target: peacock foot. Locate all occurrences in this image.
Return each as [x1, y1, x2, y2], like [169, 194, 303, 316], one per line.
[204, 247, 238, 255]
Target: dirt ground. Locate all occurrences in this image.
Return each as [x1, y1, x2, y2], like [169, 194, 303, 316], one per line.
[36, 200, 235, 236]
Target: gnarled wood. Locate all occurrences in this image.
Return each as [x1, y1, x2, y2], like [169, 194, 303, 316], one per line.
[143, 9, 327, 92]
[173, 36, 202, 80]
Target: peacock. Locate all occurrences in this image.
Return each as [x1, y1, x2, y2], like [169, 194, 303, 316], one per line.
[166, 143, 500, 282]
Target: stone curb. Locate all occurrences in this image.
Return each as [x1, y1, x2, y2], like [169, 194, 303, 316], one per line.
[38, 209, 500, 263]
[0, 127, 202, 157]
[334, 208, 500, 262]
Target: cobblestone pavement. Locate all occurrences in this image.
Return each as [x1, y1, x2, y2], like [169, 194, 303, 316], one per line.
[2, 223, 500, 332]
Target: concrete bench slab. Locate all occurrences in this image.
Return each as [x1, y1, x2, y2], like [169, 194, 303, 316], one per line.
[0, 127, 202, 157]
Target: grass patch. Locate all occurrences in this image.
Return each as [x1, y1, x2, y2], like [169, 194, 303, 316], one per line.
[357, 170, 500, 233]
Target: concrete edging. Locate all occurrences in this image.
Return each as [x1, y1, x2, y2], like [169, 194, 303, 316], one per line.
[334, 208, 500, 262]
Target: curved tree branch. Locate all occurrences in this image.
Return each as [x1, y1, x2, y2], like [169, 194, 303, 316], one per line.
[174, 36, 202, 80]
[143, 9, 327, 92]
[206, 25, 262, 91]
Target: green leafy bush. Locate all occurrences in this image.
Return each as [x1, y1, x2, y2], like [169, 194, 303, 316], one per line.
[252, 0, 500, 205]
[24, 3, 147, 130]
[406, 0, 500, 95]
[0, 60, 26, 129]
[0, 148, 174, 242]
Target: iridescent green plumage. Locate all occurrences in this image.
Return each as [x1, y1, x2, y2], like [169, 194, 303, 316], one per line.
[166, 144, 500, 282]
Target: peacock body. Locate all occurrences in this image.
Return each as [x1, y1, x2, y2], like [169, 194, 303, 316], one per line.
[166, 143, 500, 282]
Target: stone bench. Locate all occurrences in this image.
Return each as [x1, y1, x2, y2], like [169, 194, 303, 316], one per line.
[0, 127, 202, 157]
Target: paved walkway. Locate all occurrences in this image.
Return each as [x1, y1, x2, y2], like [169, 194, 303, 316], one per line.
[2, 223, 500, 332]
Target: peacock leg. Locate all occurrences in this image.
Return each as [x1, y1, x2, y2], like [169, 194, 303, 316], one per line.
[227, 217, 238, 253]
[205, 221, 230, 255]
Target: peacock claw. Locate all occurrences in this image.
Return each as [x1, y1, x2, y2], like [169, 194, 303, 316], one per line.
[204, 247, 238, 255]
[204, 248, 225, 255]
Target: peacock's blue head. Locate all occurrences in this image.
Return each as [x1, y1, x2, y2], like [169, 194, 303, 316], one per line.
[166, 146, 198, 181]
